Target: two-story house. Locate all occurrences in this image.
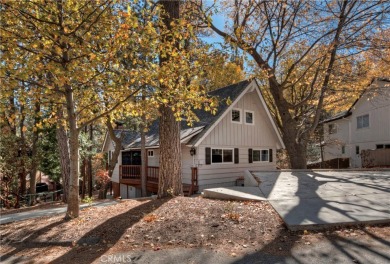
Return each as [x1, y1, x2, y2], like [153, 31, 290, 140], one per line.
[102, 79, 285, 198]
[322, 77, 390, 168]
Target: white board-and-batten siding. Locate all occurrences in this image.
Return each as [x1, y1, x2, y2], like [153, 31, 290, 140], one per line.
[191, 89, 280, 190]
[323, 79, 390, 167]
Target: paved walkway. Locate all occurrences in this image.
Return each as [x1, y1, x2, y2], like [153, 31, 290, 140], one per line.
[0, 200, 118, 225]
[252, 170, 390, 230]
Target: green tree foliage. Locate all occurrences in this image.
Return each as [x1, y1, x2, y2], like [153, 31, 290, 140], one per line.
[39, 125, 61, 183]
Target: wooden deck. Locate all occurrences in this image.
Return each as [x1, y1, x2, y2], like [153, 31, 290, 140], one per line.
[119, 165, 198, 196]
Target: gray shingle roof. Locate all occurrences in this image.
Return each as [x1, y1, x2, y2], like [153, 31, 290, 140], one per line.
[112, 129, 139, 148]
[118, 79, 252, 149]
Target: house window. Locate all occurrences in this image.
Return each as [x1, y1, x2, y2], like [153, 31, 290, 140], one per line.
[148, 150, 154, 157]
[386, 145, 390, 149]
[341, 146, 345, 154]
[328, 124, 337, 134]
[245, 111, 254, 124]
[377, 144, 384, 149]
[212, 148, 233, 163]
[253, 149, 269, 162]
[231, 109, 241, 123]
[356, 146, 360, 155]
[357, 114, 369, 129]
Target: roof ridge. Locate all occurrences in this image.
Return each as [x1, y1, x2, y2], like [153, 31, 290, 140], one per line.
[208, 78, 252, 94]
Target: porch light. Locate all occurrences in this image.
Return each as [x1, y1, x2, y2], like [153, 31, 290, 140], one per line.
[190, 147, 196, 156]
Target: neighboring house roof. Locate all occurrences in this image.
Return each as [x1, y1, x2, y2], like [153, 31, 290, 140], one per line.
[321, 110, 351, 123]
[103, 79, 285, 150]
[321, 77, 390, 124]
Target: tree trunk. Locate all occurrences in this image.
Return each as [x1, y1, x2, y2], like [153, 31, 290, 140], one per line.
[29, 102, 40, 205]
[88, 124, 93, 198]
[65, 85, 80, 219]
[19, 105, 27, 195]
[158, 106, 182, 197]
[81, 157, 86, 199]
[56, 109, 70, 203]
[105, 117, 123, 178]
[158, 0, 183, 197]
[140, 118, 147, 197]
[282, 134, 308, 169]
[267, 80, 309, 169]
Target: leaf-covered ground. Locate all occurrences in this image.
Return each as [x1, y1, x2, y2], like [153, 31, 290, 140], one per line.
[1, 197, 389, 264]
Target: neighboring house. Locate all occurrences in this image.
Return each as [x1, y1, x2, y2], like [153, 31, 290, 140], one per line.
[322, 77, 390, 168]
[102, 79, 285, 198]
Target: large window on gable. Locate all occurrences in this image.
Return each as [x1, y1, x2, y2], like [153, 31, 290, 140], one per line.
[231, 109, 241, 123]
[212, 148, 233, 163]
[253, 149, 269, 162]
[357, 114, 369, 129]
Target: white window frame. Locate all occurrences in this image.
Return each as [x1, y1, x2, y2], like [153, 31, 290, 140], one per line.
[357, 114, 369, 129]
[244, 110, 254, 125]
[231, 108, 242, 124]
[211, 148, 234, 164]
[148, 150, 154, 157]
[252, 149, 269, 162]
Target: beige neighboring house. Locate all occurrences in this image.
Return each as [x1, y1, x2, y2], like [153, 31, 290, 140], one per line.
[102, 79, 285, 198]
[322, 77, 390, 168]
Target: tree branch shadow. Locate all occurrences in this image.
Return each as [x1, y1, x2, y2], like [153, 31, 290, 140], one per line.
[50, 198, 169, 264]
[232, 170, 390, 263]
[0, 219, 69, 262]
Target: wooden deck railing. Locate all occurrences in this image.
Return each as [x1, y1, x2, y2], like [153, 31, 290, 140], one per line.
[120, 165, 160, 180]
[147, 166, 159, 182]
[120, 165, 141, 179]
[119, 165, 198, 196]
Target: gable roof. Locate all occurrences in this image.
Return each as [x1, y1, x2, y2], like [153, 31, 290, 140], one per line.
[322, 77, 390, 123]
[186, 79, 252, 146]
[189, 78, 285, 148]
[103, 79, 285, 150]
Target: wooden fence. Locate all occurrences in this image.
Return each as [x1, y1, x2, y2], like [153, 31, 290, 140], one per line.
[361, 149, 390, 168]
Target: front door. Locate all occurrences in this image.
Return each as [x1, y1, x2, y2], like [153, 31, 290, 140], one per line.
[122, 151, 142, 165]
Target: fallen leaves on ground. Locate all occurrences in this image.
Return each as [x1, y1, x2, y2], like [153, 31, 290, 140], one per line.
[0, 196, 389, 263]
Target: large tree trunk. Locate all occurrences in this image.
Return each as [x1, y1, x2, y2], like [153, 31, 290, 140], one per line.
[65, 85, 80, 218]
[266, 80, 309, 169]
[158, 0, 183, 197]
[282, 133, 308, 169]
[56, 109, 70, 203]
[158, 106, 182, 197]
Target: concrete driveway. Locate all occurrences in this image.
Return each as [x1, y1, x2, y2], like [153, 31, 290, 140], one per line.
[252, 170, 390, 230]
